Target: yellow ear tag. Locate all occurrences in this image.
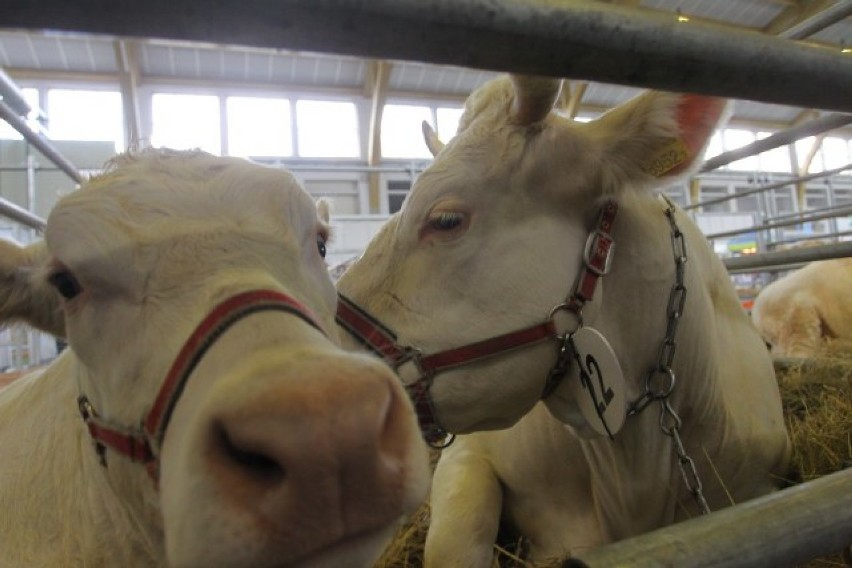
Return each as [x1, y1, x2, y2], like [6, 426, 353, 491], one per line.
[643, 138, 690, 177]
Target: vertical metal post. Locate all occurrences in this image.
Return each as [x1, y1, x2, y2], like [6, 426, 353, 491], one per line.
[825, 178, 839, 240]
[25, 153, 36, 213]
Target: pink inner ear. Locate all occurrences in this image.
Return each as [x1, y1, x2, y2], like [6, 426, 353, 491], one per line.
[667, 95, 726, 176]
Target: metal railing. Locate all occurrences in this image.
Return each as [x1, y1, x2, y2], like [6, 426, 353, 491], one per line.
[566, 468, 852, 568]
[699, 114, 852, 174]
[0, 99, 84, 184]
[0, 198, 46, 231]
[705, 205, 852, 241]
[4, 0, 852, 112]
[723, 241, 852, 273]
[685, 165, 852, 211]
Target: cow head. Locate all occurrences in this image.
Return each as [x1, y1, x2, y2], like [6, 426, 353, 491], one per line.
[338, 75, 726, 434]
[1, 149, 429, 567]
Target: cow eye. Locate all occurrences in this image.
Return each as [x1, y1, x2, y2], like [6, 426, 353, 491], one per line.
[48, 270, 82, 300]
[428, 211, 464, 231]
[316, 235, 327, 258]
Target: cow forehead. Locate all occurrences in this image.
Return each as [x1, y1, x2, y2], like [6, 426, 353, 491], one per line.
[69, 152, 310, 219]
[407, 123, 592, 221]
[48, 152, 318, 249]
[408, 131, 518, 207]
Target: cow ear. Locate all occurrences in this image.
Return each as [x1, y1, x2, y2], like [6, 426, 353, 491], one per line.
[0, 240, 66, 338]
[510, 75, 562, 126]
[589, 92, 728, 191]
[421, 121, 445, 157]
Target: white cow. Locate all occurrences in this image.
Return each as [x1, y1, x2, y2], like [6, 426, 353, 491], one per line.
[337, 76, 791, 566]
[0, 149, 430, 567]
[752, 258, 852, 357]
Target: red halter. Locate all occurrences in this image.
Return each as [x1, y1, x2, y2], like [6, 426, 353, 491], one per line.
[78, 289, 325, 482]
[337, 200, 618, 446]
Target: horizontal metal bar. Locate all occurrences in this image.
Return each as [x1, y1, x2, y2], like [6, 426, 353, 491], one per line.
[766, 229, 852, 248]
[0, 99, 84, 184]
[722, 241, 852, 271]
[3, 1, 852, 112]
[700, 113, 852, 173]
[0, 197, 46, 231]
[768, 201, 852, 223]
[0, 165, 62, 172]
[566, 468, 852, 568]
[705, 205, 852, 240]
[685, 164, 852, 210]
[726, 262, 808, 275]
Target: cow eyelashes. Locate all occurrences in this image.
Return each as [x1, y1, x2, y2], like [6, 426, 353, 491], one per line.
[48, 270, 83, 300]
[428, 211, 465, 231]
[420, 210, 470, 242]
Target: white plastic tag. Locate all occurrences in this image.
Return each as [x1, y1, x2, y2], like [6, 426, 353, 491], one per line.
[566, 327, 626, 437]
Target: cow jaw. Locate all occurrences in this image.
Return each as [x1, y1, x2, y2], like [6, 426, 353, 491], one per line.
[159, 313, 429, 567]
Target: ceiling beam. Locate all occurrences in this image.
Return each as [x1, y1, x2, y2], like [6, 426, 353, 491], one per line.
[114, 40, 143, 148]
[366, 60, 390, 166]
[557, 80, 588, 119]
[795, 132, 827, 208]
[366, 60, 390, 213]
[362, 60, 378, 99]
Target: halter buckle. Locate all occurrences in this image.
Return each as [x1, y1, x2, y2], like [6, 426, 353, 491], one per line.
[392, 347, 427, 386]
[583, 229, 615, 276]
[78, 395, 95, 421]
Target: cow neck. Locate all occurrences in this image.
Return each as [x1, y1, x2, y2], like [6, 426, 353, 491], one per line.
[336, 199, 618, 447]
[626, 195, 712, 516]
[76, 289, 326, 484]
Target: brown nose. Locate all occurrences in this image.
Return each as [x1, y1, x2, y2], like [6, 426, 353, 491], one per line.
[206, 349, 421, 550]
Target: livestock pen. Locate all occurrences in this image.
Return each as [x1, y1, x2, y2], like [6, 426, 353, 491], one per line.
[1, 1, 851, 566]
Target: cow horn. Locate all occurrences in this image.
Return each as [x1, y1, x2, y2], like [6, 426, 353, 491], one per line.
[510, 75, 562, 126]
[421, 121, 445, 157]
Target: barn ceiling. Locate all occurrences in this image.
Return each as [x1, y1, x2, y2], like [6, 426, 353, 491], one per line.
[0, 0, 850, 128]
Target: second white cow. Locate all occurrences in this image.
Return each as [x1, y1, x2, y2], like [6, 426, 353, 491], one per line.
[0, 149, 430, 567]
[752, 257, 852, 357]
[337, 76, 791, 566]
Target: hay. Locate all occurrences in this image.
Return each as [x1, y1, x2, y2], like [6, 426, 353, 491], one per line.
[775, 343, 852, 568]
[377, 344, 852, 567]
[777, 342, 852, 484]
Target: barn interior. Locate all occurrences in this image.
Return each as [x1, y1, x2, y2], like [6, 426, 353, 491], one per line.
[0, 1, 850, 565]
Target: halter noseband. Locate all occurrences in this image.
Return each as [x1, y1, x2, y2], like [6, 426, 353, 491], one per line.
[336, 199, 618, 446]
[78, 289, 325, 482]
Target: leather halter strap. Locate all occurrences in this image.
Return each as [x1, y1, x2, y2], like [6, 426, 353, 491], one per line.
[567, 199, 618, 313]
[336, 295, 557, 444]
[337, 199, 618, 445]
[78, 289, 325, 481]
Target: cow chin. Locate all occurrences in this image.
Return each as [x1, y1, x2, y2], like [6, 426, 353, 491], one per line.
[163, 518, 398, 568]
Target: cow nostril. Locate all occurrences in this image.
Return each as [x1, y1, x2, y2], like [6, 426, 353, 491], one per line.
[213, 423, 286, 484]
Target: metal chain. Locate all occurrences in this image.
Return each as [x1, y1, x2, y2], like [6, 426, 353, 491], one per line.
[629, 195, 711, 516]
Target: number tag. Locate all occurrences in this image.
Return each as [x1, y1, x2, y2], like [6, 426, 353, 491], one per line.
[567, 327, 626, 437]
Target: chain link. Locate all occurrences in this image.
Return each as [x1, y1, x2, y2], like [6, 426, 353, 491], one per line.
[629, 195, 711, 516]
